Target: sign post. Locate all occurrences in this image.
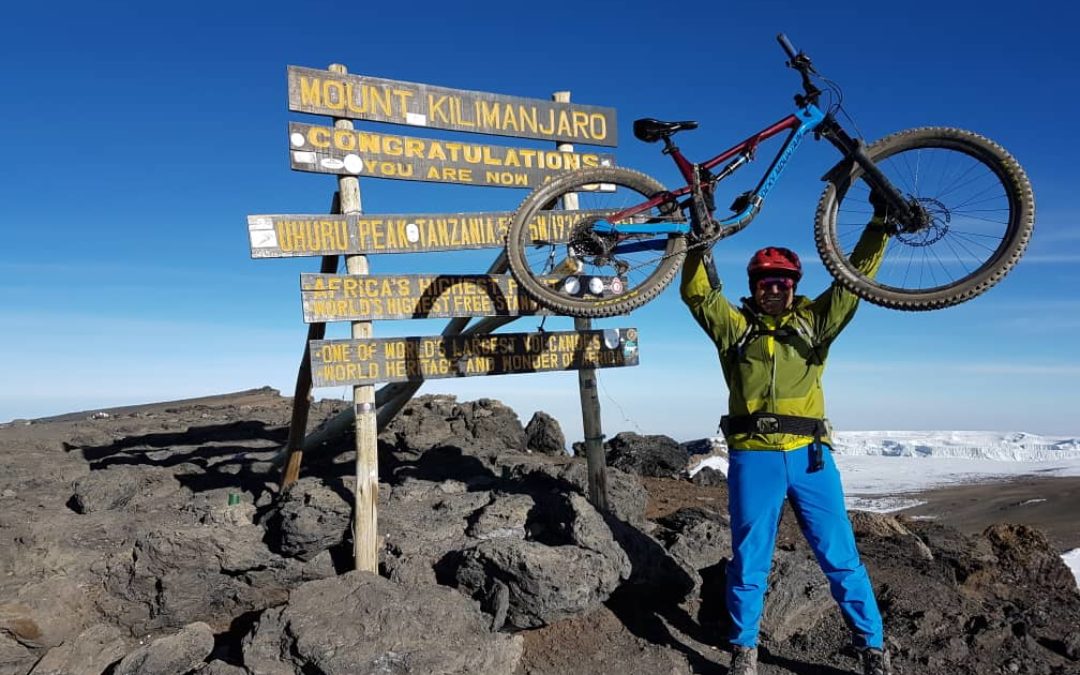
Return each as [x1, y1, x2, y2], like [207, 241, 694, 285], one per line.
[326, 63, 379, 574]
[256, 64, 632, 572]
[554, 91, 608, 513]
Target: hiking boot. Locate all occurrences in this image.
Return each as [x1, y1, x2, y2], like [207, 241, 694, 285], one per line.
[729, 645, 758, 675]
[860, 647, 892, 675]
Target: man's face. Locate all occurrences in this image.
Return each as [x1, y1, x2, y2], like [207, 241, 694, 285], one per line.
[753, 276, 795, 316]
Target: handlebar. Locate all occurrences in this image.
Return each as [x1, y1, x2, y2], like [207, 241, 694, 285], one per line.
[776, 33, 820, 106]
[776, 33, 798, 61]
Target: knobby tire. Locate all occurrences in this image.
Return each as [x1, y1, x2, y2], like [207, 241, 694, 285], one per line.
[815, 127, 1034, 310]
[506, 167, 687, 318]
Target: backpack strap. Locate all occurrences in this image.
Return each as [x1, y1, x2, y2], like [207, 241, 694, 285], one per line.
[727, 303, 823, 364]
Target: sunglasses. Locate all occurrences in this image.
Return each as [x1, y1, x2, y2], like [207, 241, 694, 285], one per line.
[754, 276, 796, 291]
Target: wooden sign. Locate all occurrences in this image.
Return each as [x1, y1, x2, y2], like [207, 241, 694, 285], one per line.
[247, 209, 608, 257]
[288, 122, 615, 188]
[301, 273, 552, 322]
[287, 66, 618, 147]
[310, 328, 639, 387]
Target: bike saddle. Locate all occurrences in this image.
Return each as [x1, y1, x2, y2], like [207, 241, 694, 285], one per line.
[633, 118, 699, 143]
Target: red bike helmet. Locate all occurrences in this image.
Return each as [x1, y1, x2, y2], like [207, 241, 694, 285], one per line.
[747, 246, 802, 282]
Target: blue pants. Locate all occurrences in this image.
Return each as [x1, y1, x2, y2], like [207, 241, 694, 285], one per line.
[726, 444, 883, 649]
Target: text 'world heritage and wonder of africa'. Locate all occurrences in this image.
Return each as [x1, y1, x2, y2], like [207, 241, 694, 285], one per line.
[310, 329, 639, 387]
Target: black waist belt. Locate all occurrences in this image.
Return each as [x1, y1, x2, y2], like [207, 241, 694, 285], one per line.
[720, 413, 828, 472]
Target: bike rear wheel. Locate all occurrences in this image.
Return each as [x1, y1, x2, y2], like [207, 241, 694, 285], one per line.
[815, 127, 1034, 310]
[506, 166, 686, 317]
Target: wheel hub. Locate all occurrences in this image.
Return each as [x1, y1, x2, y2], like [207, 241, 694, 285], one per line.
[896, 197, 949, 247]
[568, 217, 618, 264]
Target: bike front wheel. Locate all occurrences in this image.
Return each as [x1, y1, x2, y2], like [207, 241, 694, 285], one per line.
[506, 166, 687, 317]
[815, 127, 1034, 310]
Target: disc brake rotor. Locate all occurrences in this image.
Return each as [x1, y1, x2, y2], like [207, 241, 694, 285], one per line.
[896, 196, 950, 247]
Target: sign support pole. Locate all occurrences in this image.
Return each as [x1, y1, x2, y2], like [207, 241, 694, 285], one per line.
[554, 91, 609, 513]
[328, 63, 379, 573]
[281, 194, 341, 489]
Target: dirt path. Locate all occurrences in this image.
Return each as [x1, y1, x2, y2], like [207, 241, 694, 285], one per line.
[901, 475, 1080, 550]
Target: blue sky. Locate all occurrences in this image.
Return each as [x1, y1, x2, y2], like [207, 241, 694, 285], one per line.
[2, 0, 1077, 441]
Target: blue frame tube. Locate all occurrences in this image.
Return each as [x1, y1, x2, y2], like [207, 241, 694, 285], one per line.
[595, 104, 826, 239]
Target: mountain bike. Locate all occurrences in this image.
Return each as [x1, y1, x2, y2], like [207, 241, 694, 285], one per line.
[505, 35, 1034, 317]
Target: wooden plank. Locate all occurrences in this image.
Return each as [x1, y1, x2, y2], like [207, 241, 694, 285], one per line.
[288, 122, 615, 188]
[287, 66, 618, 147]
[300, 273, 553, 322]
[247, 209, 608, 257]
[310, 328, 640, 388]
[281, 193, 342, 489]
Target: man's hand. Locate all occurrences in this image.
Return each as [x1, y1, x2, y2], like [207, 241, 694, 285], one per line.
[867, 187, 896, 235]
[868, 186, 890, 219]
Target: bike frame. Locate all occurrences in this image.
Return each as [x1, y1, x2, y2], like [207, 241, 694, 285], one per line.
[591, 103, 827, 246]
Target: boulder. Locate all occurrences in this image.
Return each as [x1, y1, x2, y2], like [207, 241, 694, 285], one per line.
[0, 634, 33, 675]
[467, 493, 534, 541]
[451, 492, 631, 629]
[498, 456, 648, 527]
[380, 395, 525, 459]
[523, 411, 566, 455]
[758, 548, 833, 643]
[691, 466, 726, 487]
[653, 506, 732, 572]
[69, 465, 181, 514]
[101, 522, 334, 635]
[606, 432, 689, 478]
[452, 539, 626, 630]
[380, 478, 493, 586]
[266, 477, 352, 560]
[850, 511, 933, 561]
[29, 624, 130, 675]
[112, 622, 214, 675]
[0, 576, 94, 649]
[196, 662, 247, 675]
[241, 572, 522, 675]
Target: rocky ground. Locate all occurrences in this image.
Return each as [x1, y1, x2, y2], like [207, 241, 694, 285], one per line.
[1, 387, 1078, 675]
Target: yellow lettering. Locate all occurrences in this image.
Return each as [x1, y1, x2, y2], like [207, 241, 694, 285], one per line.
[501, 106, 519, 132]
[383, 137, 403, 156]
[299, 77, 322, 107]
[404, 138, 424, 158]
[393, 89, 412, 115]
[476, 101, 500, 128]
[483, 146, 504, 167]
[428, 94, 450, 123]
[369, 87, 393, 117]
[322, 80, 346, 110]
[427, 141, 447, 161]
[358, 132, 380, 154]
[590, 114, 607, 141]
[518, 106, 538, 134]
[307, 127, 330, 148]
[538, 109, 555, 135]
[572, 112, 589, 140]
[333, 129, 357, 151]
[485, 171, 527, 187]
[556, 110, 572, 136]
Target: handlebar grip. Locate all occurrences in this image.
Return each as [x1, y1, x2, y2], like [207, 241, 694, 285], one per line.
[777, 33, 798, 60]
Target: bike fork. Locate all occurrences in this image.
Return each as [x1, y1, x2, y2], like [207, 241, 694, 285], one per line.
[820, 119, 921, 228]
